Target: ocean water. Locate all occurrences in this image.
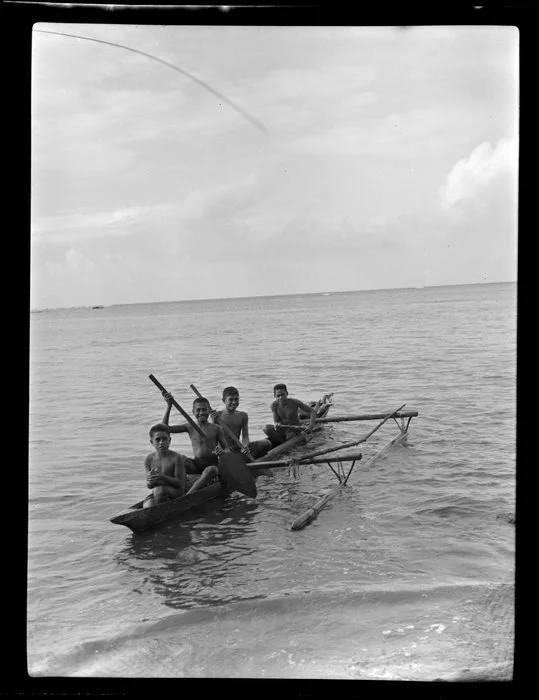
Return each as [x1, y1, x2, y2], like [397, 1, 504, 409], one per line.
[28, 282, 516, 680]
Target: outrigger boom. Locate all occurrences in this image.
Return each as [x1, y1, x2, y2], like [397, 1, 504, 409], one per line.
[250, 451, 363, 471]
[314, 410, 418, 423]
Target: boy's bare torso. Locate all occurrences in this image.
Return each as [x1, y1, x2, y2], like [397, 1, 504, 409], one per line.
[214, 409, 247, 441]
[272, 398, 309, 425]
[187, 422, 223, 460]
[146, 449, 187, 477]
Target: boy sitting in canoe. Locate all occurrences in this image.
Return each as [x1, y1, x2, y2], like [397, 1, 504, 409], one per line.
[161, 393, 227, 489]
[143, 423, 189, 508]
[210, 386, 272, 460]
[263, 383, 317, 447]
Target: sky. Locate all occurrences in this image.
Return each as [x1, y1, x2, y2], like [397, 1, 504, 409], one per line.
[30, 23, 519, 309]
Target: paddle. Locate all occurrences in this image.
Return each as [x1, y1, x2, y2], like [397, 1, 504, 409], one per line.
[189, 384, 256, 463]
[148, 374, 257, 498]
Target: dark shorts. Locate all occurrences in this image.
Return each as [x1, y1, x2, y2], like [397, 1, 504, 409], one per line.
[248, 439, 271, 459]
[265, 426, 297, 447]
[185, 456, 218, 474]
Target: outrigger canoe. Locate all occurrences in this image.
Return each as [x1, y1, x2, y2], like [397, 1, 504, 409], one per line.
[110, 396, 418, 533]
[110, 393, 334, 533]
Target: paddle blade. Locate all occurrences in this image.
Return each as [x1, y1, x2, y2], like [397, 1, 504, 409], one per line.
[218, 452, 257, 498]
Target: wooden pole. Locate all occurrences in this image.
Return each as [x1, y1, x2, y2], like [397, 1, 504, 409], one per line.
[290, 483, 343, 531]
[278, 407, 403, 464]
[314, 410, 418, 423]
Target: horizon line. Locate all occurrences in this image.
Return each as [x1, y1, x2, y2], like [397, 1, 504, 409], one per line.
[30, 279, 516, 313]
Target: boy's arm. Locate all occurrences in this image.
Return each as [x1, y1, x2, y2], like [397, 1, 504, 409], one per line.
[241, 413, 250, 446]
[167, 422, 190, 434]
[145, 454, 157, 489]
[166, 454, 186, 492]
[175, 456, 187, 493]
[270, 401, 281, 426]
[162, 391, 188, 430]
[295, 398, 315, 415]
[209, 409, 222, 423]
[144, 454, 153, 477]
[162, 401, 172, 425]
[152, 455, 186, 492]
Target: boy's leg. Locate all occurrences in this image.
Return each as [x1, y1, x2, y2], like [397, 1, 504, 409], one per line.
[186, 465, 219, 494]
[152, 485, 183, 504]
[142, 492, 155, 508]
[263, 424, 287, 447]
[248, 439, 272, 459]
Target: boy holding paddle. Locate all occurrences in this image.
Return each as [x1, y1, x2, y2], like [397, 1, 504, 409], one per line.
[161, 393, 228, 487]
[143, 423, 189, 507]
[263, 383, 317, 447]
[150, 374, 257, 498]
[210, 386, 272, 460]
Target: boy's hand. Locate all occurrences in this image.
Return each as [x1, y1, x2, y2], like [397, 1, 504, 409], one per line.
[213, 445, 225, 457]
[147, 473, 160, 488]
[274, 422, 281, 430]
[241, 445, 251, 456]
[162, 390, 174, 404]
[209, 410, 219, 422]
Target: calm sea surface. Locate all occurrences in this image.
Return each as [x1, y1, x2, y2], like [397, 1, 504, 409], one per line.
[28, 283, 516, 680]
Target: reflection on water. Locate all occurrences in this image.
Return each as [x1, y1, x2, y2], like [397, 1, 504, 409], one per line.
[114, 494, 261, 610]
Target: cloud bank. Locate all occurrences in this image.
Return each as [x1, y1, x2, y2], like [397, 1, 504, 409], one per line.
[439, 138, 518, 212]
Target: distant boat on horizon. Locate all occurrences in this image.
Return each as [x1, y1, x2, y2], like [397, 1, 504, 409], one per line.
[91, 305, 105, 309]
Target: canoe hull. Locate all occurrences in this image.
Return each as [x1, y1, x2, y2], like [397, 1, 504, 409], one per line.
[110, 479, 231, 532]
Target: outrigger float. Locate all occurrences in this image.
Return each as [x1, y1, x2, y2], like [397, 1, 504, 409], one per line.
[110, 376, 418, 533]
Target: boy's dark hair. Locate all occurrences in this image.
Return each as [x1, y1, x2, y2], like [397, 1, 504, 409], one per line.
[193, 396, 210, 409]
[222, 386, 239, 399]
[273, 383, 288, 393]
[149, 423, 171, 437]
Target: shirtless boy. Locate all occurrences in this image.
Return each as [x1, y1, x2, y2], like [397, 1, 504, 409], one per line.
[210, 386, 272, 460]
[143, 423, 188, 508]
[162, 393, 227, 485]
[263, 383, 316, 447]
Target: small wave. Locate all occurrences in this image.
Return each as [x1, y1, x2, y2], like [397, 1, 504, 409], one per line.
[410, 488, 514, 520]
[29, 581, 513, 678]
[29, 493, 85, 504]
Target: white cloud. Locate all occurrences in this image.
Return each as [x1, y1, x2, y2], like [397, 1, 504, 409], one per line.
[32, 204, 178, 242]
[439, 138, 518, 211]
[30, 25, 519, 308]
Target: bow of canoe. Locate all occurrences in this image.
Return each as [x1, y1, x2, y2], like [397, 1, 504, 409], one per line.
[110, 477, 231, 532]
